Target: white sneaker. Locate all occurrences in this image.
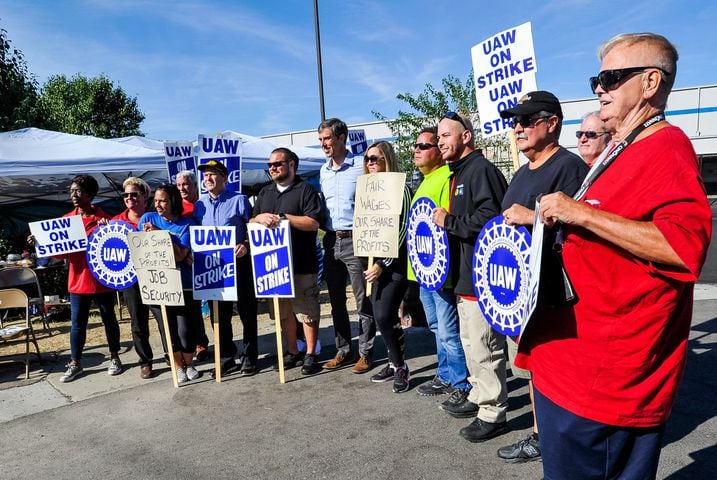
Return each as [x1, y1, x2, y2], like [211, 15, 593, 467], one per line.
[107, 357, 123, 376]
[176, 367, 189, 383]
[186, 364, 201, 381]
[60, 362, 83, 382]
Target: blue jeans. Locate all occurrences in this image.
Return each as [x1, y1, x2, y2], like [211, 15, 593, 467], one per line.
[69, 292, 120, 361]
[419, 287, 470, 391]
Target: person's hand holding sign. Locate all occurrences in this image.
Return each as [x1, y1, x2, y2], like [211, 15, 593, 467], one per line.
[432, 207, 448, 228]
[364, 263, 383, 284]
[503, 203, 534, 226]
[253, 212, 282, 228]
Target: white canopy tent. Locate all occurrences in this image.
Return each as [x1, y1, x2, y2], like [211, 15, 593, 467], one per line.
[0, 127, 327, 236]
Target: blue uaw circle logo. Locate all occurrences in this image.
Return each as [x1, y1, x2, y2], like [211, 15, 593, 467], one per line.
[473, 216, 531, 336]
[87, 220, 137, 289]
[407, 197, 449, 291]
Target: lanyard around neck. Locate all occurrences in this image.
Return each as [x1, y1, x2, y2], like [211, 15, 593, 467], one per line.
[574, 112, 665, 201]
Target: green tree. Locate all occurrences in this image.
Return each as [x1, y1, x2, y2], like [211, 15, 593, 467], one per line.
[373, 73, 512, 178]
[0, 27, 41, 131]
[39, 74, 145, 138]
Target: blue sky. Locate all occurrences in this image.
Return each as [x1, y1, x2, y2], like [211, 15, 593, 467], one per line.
[1, 0, 715, 140]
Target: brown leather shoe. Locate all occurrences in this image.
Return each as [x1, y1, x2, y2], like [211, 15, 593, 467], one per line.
[323, 353, 352, 370]
[140, 365, 153, 379]
[352, 354, 372, 374]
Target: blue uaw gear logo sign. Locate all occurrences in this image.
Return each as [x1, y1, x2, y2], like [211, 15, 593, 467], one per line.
[87, 220, 137, 289]
[473, 216, 531, 336]
[407, 197, 450, 291]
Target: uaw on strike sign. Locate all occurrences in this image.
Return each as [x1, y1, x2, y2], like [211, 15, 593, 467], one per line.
[472, 216, 534, 336]
[247, 221, 294, 298]
[471, 22, 538, 137]
[190, 226, 237, 301]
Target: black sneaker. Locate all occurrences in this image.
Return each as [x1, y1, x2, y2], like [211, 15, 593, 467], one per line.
[417, 375, 453, 396]
[283, 351, 305, 369]
[239, 356, 257, 377]
[439, 389, 479, 418]
[497, 433, 541, 463]
[210, 358, 238, 379]
[370, 363, 395, 383]
[459, 418, 508, 443]
[301, 354, 321, 375]
[392, 365, 410, 393]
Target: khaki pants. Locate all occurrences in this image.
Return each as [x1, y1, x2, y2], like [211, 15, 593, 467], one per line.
[457, 297, 508, 423]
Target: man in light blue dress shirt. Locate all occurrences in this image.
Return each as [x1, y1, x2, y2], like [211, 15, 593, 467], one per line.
[194, 160, 258, 377]
[318, 118, 375, 373]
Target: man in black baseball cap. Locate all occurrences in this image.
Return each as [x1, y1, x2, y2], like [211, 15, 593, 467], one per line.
[197, 159, 229, 176]
[499, 90, 563, 120]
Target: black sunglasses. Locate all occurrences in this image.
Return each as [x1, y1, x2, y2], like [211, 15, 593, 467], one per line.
[510, 115, 553, 129]
[365, 155, 385, 164]
[442, 111, 470, 131]
[121, 191, 140, 199]
[589, 66, 671, 93]
[413, 143, 438, 151]
[267, 161, 287, 169]
[575, 130, 609, 139]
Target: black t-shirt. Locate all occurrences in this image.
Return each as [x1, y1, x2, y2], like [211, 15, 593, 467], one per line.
[502, 146, 589, 219]
[252, 176, 325, 274]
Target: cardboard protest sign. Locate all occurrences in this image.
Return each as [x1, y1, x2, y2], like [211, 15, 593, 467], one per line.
[86, 220, 137, 289]
[471, 22, 538, 137]
[29, 215, 88, 258]
[353, 172, 406, 259]
[190, 226, 237, 301]
[348, 129, 368, 155]
[164, 141, 196, 183]
[127, 230, 184, 306]
[197, 134, 242, 194]
[247, 221, 294, 298]
[406, 197, 450, 291]
[472, 216, 532, 336]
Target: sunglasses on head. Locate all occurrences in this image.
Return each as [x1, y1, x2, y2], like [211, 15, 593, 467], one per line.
[510, 115, 553, 129]
[575, 130, 609, 139]
[413, 143, 438, 151]
[589, 66, 671, 93]
[442, 111, 470, 131]
[365, 155, 385, 164]
[121, 191, 140, 199]
[267, 161, 287, 169]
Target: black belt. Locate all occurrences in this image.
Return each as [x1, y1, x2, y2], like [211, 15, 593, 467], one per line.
[333, 230, 352, 239]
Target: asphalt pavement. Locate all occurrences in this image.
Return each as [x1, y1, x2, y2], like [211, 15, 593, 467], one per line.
[0, 281, 716, 480]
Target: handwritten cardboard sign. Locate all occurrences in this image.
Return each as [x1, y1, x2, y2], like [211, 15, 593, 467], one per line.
[353, 172, 406, 258]
[29, 215, 87, 258]
[127, 230, 184, 306]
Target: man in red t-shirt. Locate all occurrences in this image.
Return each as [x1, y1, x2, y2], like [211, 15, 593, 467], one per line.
[516, 33, 712, 479]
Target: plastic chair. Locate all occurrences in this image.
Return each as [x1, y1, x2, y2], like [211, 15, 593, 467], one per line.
[0, 288, 42, 379]
[0, 267, 50, 330]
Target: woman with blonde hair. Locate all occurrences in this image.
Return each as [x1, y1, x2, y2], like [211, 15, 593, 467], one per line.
[362, 141, 413, 393]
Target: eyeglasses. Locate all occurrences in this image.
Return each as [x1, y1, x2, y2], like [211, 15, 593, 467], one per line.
[510, 115, 553, 129]
[575, 130, 609, 139]
[589, 66, 671, 93]
[121, 191, 140, 199]
[442, 111, 470, 131]
[413, 143, 438, 151]
[365, 155, 385, 164]
[267, 161, 287, 169]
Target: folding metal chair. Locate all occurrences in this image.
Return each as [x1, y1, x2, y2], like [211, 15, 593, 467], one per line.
[0, 288, 42, 379]
[0, 267, 50, 330]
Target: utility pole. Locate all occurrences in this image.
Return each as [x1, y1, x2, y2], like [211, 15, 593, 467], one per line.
[313, 0, 326, 121]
